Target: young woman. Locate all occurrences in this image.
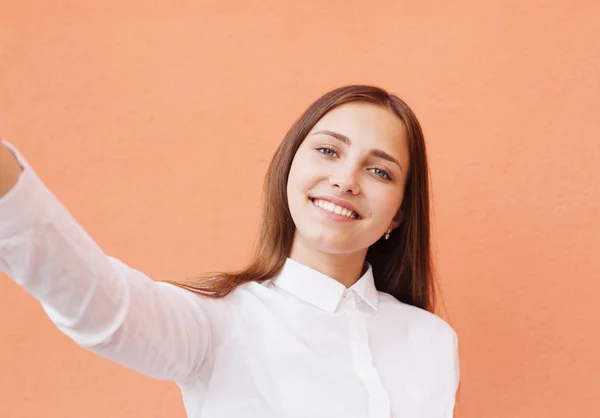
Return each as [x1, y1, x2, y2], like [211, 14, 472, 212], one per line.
[0, 85, 459, 417]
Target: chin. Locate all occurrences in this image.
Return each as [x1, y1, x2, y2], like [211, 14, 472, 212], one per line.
[309, 236, 365, 255]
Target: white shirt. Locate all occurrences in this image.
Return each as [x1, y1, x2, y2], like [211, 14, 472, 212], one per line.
[0, 139, 459, 418]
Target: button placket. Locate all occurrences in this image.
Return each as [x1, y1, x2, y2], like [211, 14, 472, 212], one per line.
[346, 291, 391, 418]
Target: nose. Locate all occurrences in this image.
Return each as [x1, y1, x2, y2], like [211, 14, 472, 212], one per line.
[329, 164, 361, 195]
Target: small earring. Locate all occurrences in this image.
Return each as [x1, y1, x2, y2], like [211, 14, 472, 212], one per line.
[384, 228, 391, 240]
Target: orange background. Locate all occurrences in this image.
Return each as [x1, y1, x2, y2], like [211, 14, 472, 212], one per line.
[1, 1, 599, 417]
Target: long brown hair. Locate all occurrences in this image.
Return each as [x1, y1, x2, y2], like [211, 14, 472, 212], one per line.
[163, 85, 437, 312]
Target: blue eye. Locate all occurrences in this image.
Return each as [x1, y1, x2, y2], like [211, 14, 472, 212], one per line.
[316, 146, 338, 157]
[316, 147, 392, 180]
[370, 168, 392, 180]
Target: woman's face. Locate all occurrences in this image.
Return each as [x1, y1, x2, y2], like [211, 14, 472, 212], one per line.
[286, 102, 410, 257]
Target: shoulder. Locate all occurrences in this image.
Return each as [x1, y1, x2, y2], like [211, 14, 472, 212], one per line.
[377, 292, 457, 345]
[377, 292, 460, 388]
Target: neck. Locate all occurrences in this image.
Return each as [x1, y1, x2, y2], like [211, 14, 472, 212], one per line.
[288, 235, 368, 288]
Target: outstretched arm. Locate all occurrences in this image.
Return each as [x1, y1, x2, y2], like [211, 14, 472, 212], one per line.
[0, 140, 234, 384]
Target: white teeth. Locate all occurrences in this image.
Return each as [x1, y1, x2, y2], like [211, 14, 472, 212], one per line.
[312, 199, 358, 219]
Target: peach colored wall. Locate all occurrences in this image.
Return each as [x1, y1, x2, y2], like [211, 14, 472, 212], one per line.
[1, 1, 598, 417]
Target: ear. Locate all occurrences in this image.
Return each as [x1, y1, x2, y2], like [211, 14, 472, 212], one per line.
[390, 208, 404, 231]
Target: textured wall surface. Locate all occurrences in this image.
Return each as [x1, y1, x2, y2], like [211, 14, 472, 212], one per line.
[1, 1, 599, 417]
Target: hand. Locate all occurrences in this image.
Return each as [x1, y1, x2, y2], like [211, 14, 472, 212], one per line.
[0, 142, 24, 198]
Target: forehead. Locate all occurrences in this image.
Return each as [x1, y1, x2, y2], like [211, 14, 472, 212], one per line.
[307, 102, 408, 155]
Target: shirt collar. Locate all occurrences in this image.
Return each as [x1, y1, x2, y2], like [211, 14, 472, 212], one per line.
[271, 257, 379, 313]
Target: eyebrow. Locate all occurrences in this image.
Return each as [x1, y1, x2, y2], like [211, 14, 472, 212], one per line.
[311, 130, 403, 171]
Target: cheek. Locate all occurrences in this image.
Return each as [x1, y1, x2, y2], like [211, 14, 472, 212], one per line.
[289, 154, 321, 192]
[370, 191, 404, 221]
[287, 159, 312, 210]
[287, 163, 304, 197]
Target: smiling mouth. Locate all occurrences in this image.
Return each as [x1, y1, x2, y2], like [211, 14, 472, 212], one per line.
[309, 197, 362, 219]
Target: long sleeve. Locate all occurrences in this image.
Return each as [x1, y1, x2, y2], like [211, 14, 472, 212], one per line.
[0, 139, 234, 384]
[442, 330, 460, 418]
